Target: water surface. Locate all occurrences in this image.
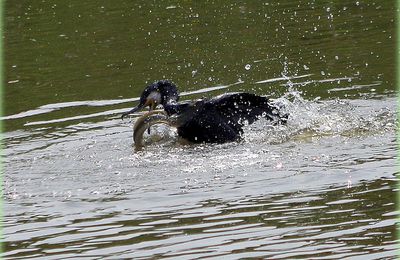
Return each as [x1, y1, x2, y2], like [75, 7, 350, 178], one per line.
[3, 1, 397, 259]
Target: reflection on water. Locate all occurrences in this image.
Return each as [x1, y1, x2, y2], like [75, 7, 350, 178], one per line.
[3, 0, 397, 259]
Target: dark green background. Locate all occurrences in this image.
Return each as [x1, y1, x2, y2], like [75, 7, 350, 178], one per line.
[4, 1, 396, 130]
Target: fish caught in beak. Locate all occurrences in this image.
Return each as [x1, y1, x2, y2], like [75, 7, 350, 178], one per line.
[133, 110, 177, 151]
[122, 89, 163, 135]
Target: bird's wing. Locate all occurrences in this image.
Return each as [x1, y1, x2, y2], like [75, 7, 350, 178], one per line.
[208, 93, 284, 128]
[176, 109, 240, 143]
[173, 93, 287, 143]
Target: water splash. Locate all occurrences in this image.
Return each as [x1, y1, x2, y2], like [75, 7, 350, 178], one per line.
[127, 92, 396, 183]
[244, 90, 396, 145]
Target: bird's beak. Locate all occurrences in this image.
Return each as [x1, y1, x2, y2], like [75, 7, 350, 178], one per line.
[121, 98, 157, 120]
[121, 104, 143, 120]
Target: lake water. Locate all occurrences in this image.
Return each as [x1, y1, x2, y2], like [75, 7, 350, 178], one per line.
[3, 1, 398, 259]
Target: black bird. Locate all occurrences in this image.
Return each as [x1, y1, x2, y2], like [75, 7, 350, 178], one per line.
[122, 80, 287, 146]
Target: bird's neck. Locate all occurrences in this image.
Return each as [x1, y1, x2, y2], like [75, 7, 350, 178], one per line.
[163, 99, 179, 116]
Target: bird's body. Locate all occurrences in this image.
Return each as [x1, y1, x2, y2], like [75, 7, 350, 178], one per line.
[168, 93, 282, 143]
[122, 80, 287, 147]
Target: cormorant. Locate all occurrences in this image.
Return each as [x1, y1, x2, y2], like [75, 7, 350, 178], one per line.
[122, 80, 287, 148]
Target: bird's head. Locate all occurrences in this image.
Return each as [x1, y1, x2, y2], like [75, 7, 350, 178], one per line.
[121, 80, 179, 119]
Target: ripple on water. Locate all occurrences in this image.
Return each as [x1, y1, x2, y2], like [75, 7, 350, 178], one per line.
[7, 178, 390, 259]
[3, 94, 397, 259]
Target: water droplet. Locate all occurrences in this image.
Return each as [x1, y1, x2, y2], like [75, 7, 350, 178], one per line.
[275, 162, 283, 169]
[347, 179, 352, 188]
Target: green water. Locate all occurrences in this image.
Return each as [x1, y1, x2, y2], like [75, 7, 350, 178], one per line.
[5, 1, 395, 126]
[3, 1, 397, 259]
